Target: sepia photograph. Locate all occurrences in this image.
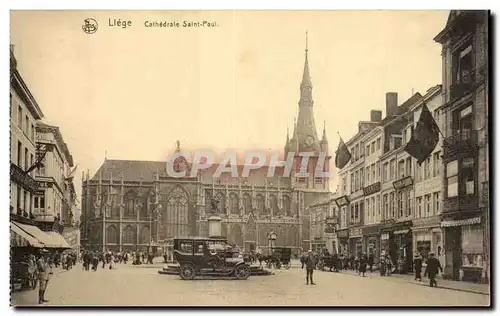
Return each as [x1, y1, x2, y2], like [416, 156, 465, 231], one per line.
[8, 9, 490, 307]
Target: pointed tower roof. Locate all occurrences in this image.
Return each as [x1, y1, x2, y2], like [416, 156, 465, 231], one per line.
[301, 31, 312, 89]
[321, 121, 328, 143]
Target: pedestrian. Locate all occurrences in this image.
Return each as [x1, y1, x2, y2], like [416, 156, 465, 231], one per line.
[413, 254, 423, 281]
[424, 253, 443, 287]
[368, 254, 374, 273]
[385, 255, 392, 276]
[302, 249, 316, 285]
[36, 249, 53, 304]
[359, 253, 367, 277]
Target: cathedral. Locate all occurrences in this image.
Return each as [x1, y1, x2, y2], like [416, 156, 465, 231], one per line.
[80, 45, 332, 256]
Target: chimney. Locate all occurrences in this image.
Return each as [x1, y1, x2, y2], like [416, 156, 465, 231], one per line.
[385, 92, 398, 117]
[370, 110, 382, 122]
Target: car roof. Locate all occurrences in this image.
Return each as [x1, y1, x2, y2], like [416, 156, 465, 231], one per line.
[174, 236, 228, 241]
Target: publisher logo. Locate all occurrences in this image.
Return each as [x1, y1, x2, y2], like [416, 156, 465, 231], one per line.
[82, 18, 98, 34]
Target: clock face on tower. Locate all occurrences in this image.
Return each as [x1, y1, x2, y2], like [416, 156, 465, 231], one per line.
[305, 135, 315, 146]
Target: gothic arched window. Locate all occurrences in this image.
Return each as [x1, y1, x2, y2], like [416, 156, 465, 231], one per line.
[215, 192, 225, 214]
[165, 186, 190, 238]
[243, 193, 252, 214]
[124, 190, 137, 219]
[283, 195, 291, 216]
[122, 225, 136, 244]
[106, 225, 118, 244]
[270, 195, 279, 215]
[255, 194, 264, 215]
[229, 193, 239, 214]
[140, 226, 151, 244]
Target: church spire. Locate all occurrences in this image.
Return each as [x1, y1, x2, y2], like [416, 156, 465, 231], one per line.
[295, 32, 319, 152]
[301, 31, 312, 89]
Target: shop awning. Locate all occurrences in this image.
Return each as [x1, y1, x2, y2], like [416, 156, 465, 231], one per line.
[10, 223, 44, 248]
[441, 217, 481, 228]
[12, 222, 56, 248]
[45, 231, 72, 249]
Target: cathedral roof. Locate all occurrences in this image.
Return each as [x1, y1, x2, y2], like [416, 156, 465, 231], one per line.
[91, 159, 165, 182]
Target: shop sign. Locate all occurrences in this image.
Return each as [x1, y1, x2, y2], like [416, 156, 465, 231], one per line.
[334, 195, 350, 207]
[336, 229, 349, 239]
[393, 176, 413, 190]
[324, 227, 336, 234]
[381, 233, 390, 240]
[363, 225, 379, 236]
[363, 182, 381, 196]
[441, 217, 481, 228]
[349, 227, 362, 238]
[10, 163, 40, 193]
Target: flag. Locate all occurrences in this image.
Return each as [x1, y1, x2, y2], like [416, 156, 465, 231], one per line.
[404, 102, 440, 165]
[335, 136, 352, 169]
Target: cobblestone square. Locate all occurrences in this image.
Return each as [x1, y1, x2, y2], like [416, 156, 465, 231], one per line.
[11, 262, 489, 307]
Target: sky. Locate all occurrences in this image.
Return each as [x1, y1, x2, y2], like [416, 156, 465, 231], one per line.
[10, 10, 449, 202]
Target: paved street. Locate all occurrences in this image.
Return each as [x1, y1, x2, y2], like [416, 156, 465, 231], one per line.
[11, 261, 489, 307]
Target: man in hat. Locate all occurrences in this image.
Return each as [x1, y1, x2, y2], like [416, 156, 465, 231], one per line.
[36, 249, 53, 304]
[413, 253, 423, 281]
[424, 252, 443, 287]
[302, 249, 317, 285]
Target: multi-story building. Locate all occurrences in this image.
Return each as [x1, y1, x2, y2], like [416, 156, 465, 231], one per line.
[409, 86, 444, 268]
[377, 89, 443, 273]
[309, 192, 338, 254]
[335, 88, 443, 272]
[337, 112, 380, 258]
[10, 45, 73, 250]
[10, 46, 44, 220]
[34, 122, 76, 227]
[434, 10, 489, 283]
[360, 114, 383, 260]
[81, 45, 332, 256]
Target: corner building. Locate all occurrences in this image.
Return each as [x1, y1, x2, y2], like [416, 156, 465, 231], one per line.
[80, 47, 332, 256]
[434, 10, 489, 283]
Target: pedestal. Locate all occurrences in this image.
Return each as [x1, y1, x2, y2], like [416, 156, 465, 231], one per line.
[208, 216, 222, 237]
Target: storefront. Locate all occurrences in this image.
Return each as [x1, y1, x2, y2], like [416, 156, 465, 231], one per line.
[442, 216, 485, 282]
[412, 216, 443, 264]
[363, 225, 379, 262]
[380, 220, 413, 273]
[336, 229, 349, 254]
[349, 227, 363, 257]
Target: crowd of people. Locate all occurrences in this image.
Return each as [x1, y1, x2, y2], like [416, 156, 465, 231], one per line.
[81, 250, 157, 271]
[301, 249, 443, 288]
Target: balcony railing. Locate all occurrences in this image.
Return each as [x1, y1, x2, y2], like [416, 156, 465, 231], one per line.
[443, 130, 478, 157]
[450, 69, 475, 100]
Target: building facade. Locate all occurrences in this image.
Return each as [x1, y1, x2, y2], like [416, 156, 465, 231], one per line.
[10, 46, 44, 219]
[308, 192, 338, 254]
[81, 47, 332, 255]
[10, 45, 74, 250]
[335, 87, 443, 273]
[35, 122, 77, 230]
[434, 10, 489, 283]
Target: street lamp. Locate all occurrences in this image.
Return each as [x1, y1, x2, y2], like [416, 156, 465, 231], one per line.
[149, 201, 162, 254]
[268, 232, 277, 254]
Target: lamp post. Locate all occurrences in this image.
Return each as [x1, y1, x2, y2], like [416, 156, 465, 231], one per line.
[268, 232, 277, 254]
[149, 201, 162, 254]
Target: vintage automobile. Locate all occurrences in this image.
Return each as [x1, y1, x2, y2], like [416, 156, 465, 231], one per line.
[173, 236, 251, 280]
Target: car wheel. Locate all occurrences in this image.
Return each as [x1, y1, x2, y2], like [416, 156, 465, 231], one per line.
[234, 265, 250, 280]
[179, 263, 196, 280]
